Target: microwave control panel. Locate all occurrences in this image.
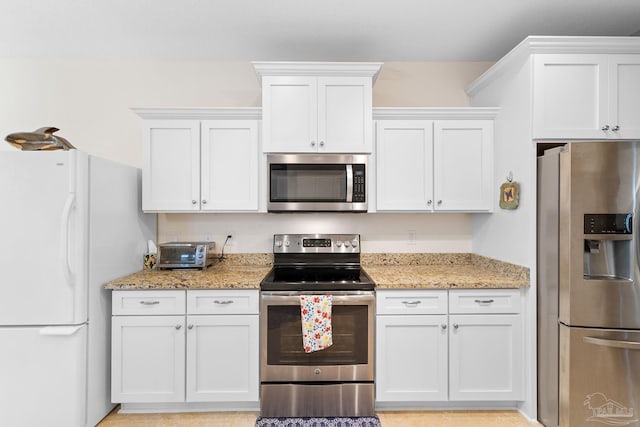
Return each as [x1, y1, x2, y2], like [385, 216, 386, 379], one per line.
[352, 164, 366, 202]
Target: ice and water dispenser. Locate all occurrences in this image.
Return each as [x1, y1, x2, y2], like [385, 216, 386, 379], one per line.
[583, 213, 633, 280]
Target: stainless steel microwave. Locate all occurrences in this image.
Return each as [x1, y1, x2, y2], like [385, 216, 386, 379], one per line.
[267, 154, 367, 212]
[158, 242, 216, 270]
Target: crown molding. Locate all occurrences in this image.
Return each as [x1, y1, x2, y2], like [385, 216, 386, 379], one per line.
[466, 36, 640, 97]
[373, 107, 499, 120]
[252, 61, 383, 83]
[131, 108, 262, 120]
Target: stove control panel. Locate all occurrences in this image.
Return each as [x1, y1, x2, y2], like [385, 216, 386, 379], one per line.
[273, 234, 361, 253]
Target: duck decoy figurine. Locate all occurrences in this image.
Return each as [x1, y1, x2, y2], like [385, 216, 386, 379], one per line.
[5, 127, 76, 150]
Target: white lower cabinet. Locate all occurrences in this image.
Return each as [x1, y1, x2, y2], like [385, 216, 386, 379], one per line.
[186, 314, 259, 402]
[112, 315, 186, 403]
[111, 290, 259, 407]
[376, 289, 523, 406]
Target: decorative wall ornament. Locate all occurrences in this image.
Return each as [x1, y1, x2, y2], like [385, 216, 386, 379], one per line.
[500, 171, 519, 210]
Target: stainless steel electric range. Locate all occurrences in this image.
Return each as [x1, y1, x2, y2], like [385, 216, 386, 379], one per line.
[259, 234, 375, 417]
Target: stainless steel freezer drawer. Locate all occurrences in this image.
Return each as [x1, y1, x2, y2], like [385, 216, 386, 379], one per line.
[560, 323, 640, 427]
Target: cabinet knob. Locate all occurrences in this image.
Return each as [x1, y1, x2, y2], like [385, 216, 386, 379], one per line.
[188, 325, 194, 330]
[202, 200, 207, 204]
[441, 324, 447, 330]
[601, 125, 610, 131]
[319, 141, 325, 147]
[453, 323, 459, 329]
[311, 141, 316, 147]
[437, 200, 443, 205]
[175, 325, 182, 330]
[192, 200, 197, 205]
[612, 125, 620, 131]
[427, 200, 432, 206]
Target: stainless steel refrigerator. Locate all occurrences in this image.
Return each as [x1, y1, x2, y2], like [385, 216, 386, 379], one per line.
[538, 142, 640, 427]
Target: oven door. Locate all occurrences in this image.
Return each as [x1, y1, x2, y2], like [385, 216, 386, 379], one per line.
[260, 291, 374, 382]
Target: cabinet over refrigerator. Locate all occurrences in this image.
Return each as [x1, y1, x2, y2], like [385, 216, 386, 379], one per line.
[0, 150, 156, 427]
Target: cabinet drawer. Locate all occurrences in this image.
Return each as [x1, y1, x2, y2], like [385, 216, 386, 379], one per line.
[187, 290, 259, 315]
[376, 290, 448, 315]
[449, 289, 521, 314]
[112, 290, 186, 315]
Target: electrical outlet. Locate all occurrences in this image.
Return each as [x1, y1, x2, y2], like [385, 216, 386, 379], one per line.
[225, 232, 235, 246]
[408, 230, 416, 246]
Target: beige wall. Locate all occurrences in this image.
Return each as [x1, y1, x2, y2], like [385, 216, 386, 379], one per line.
[0, 59, 493, 253]
[0, 60, 492, 166]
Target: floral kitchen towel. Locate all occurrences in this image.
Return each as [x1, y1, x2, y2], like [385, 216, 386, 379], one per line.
[300, 295, 333, 353]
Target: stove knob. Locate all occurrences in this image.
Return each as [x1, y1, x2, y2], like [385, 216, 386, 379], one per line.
[275, 240, 282, 248]
[344, 241, 351, 248]
[284, 240, 290, 247]
[335, 241, 343, 248]
[351, 239, 359, 248]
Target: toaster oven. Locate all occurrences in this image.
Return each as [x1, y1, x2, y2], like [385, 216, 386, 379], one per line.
[158, 242, 216, 270]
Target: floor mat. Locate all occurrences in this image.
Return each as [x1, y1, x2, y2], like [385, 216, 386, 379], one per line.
[255, 416, 382, 427]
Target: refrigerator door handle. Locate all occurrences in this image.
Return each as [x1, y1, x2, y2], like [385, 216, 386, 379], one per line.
[583, 336, 640, 350]
[38, 325, 85, 336]
[60, 193, 75, 286]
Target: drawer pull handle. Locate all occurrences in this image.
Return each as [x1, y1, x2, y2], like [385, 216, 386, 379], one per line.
[402, 300, 422, 307]
[474, 299, 494, 305]
[139, 300, 160, 305]
[214, 300, 234, 305]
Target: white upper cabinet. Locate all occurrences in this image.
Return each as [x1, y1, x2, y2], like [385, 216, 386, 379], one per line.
[137, 109, 262, 213]
[200, 120, 259, 211]
[254, 62, 381, 153]
[374, 110, 496, 212]
[376, 120, 434, 210]
[533, 54, 640, 139]
[142, 120, 201, 212]
[433, 120, 493, 211]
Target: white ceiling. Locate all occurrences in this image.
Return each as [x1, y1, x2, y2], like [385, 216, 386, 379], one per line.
[2, 0, 640, 62]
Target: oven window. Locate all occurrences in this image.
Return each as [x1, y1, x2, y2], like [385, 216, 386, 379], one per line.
[160, 247, 196, 264]
[266, 305, 368, 365]
[270, 164, 347, 202]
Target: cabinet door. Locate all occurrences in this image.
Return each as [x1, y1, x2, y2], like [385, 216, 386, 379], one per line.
[375, 120, 434, 211]
[532, 54, 609, 139]
[185, 315, 259, 402]
[318, 77, 372, 153]
[111, 316, 186, 403]
[262, 76, 317, 152]
[142, 120, 201, 211]
[608, 55, 640, 139]
[201, 120, 259, 211]
[433, 120, 492, 211]
[376, 314, 448, 402]
[448, 314, 523, 401]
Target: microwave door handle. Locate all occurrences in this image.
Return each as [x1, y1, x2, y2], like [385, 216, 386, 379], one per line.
[346, 164, 353, 203]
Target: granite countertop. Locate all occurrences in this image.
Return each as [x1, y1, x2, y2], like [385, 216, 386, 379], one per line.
[104, 254, 272, 290]
[362, 253, 529, 289]
[105, 253, 529, 291]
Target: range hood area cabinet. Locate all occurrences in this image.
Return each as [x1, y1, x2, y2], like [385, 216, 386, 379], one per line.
[372, 109, 498, 213]
[253, 62, 382, 153]
[532, 54, 640, 140]
[136, 109, 261, 212]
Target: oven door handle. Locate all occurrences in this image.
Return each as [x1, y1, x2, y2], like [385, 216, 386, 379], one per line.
[261, 292, 374, 305]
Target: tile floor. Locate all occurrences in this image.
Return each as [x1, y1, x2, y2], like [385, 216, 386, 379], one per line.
[97, 408, 541, 426]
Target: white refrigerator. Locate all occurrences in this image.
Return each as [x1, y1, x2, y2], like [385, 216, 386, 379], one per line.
[0, 150, 156, 426]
